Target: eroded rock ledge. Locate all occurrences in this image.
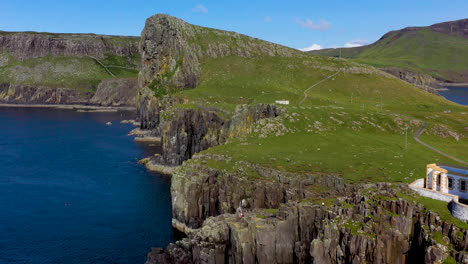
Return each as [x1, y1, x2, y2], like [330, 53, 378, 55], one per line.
[149, 183, 468, 264]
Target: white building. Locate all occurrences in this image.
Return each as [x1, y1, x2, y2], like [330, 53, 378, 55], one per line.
[426, 163, 468, 200]
[275, 100, 289, 105]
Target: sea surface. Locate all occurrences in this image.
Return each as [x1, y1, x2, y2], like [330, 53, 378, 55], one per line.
[0, 107, 174, 264]
[440, 85, 468, 105]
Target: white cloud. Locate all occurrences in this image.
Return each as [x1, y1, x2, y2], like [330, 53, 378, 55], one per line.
[193, 4, 208, 13]
[299, 44, 323, 52]
[295, 18, 331, 31]
[264, 16, 272, 23]
[344, 39, 369, 48]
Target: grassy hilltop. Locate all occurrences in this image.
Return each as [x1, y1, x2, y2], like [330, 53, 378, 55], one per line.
[311, 19, 468, 83]
[145, 15, 467, 184]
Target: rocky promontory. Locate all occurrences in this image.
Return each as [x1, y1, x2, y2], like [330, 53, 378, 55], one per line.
[137, 14, 467, 264]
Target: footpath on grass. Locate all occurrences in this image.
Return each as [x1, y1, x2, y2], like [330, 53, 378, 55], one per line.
[299, 70, 341, 105]
[414, 121, 468, 166]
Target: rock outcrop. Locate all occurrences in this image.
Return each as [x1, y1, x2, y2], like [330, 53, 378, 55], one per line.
[155, 104, 281, 166]
[430, 18, 468, 39]
[171, 155, 346, 229]
[0, 78, 138, 106]
[0, 82, 91, 104]
[137, 14, 302, 131]
[149, 183, 468, 264]
[382, 68, 440, 94]
[89, 78, 138, 106]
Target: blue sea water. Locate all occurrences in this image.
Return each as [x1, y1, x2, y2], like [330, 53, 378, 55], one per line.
[439, 86, 468, 105]
[0, 107, 174, 264]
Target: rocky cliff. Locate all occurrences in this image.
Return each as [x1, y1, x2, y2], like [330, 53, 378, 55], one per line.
[137, 14, 297, 165]
[382, 68, 440, 94]
[137, 14, 468, 264]
[0, 31, 140, 105]
[149, 174, 468, 264]
[0, 31, 139, 60]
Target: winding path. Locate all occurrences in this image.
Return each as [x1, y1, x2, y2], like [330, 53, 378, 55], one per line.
[297, 70, 466, 165]
[413, 121, 468, 166]
[298, 70, 341, 105]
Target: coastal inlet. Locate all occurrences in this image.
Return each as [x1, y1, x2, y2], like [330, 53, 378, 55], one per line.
[0, 107, 175, 264]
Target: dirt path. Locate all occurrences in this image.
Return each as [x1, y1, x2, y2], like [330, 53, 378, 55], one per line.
[89, 56, 115, 77]
[298, 70, 341, 105]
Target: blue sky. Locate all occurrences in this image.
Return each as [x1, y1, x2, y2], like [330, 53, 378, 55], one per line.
[1, 0, 467, 50]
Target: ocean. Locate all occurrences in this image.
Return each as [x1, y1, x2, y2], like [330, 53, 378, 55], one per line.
[0, 107, 174, 264]
[439, 85, 468, 105]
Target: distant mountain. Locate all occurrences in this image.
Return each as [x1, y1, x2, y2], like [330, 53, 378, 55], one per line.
[310, 19, 468, 85]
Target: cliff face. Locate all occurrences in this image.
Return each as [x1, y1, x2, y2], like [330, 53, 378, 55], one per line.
[0, 83, 91, 104]
[137, 14, 301, 129]
[171, 155, 345, 229]
[0, 31, 139, 60]
[382, 68, 440, 94]
[430, 19, 468, 38]
[0, 31, 140, 105]
[137, 14, 295, 165]
[149, 181, 468, 264]
[89, 78, 138, 106]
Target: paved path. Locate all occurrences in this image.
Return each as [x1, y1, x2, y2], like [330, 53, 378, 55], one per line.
[413, 121, 468, 166]
[299, 70, 341, 105]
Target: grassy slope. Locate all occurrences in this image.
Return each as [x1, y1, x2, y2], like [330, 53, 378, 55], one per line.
[148, 16, 467, 227]
[312, 28, 468, 82]
[171, 55, 467, 184]
[166, 52, 467, 226]
[165, 52, 468, 228]
[0, 53, 139, 92]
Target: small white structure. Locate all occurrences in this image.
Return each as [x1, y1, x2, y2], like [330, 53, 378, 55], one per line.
[275, 100, 289, 105]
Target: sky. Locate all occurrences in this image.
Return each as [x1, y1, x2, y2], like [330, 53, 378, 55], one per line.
[1, 0, 467, 51]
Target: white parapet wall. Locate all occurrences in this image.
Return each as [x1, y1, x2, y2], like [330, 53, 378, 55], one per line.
[452, 200, 468, 221]
[408, 179, 456, 202]
[409, 178, 468, 221]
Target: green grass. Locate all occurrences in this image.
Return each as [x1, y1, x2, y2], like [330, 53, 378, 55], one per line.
[433, 231, 448, 246]
[165, 51, 467, 229]
[397, 192, 468, 230]
[175, 56, 462, 113]
[156, 17, 468, 229]
[312, 27, 468, 82]
[0, 51, 140, 92]
[443, 256, 458, 264]
[264, 208, 279, 214]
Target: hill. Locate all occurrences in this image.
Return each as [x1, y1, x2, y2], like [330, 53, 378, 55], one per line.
[0, 31, 140, 105]
[137, 14, 468, 263]
[311, 19, 468, 85]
